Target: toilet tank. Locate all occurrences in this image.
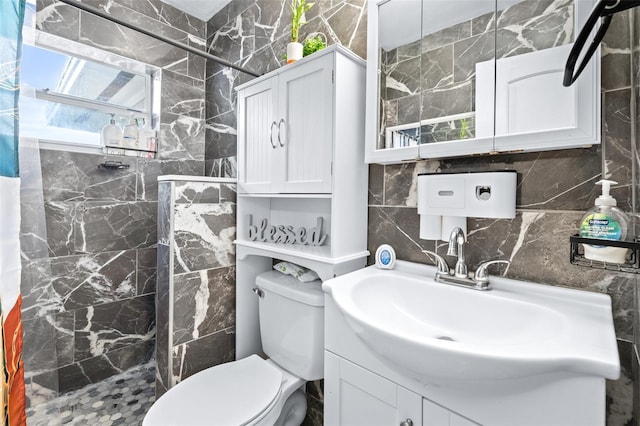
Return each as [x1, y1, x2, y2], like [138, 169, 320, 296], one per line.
[256, 271, 324, 381]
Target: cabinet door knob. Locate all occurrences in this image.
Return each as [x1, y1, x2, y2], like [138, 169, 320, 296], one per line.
[400, 419, 413, 426]
[270, 121, 277, 149]
[277, 118, 285, 147]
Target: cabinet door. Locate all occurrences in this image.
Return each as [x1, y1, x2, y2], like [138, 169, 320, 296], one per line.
[237, 77, 278, 193]
[325, 352, 422, 426]
[423, 398, 480, 426]
[276, 54, 334, 193]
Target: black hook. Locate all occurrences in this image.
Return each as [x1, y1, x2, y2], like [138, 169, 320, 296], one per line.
[563, 0, 640, 87]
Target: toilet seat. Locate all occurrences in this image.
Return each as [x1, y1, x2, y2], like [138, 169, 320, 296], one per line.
[143, 355, 283, 426]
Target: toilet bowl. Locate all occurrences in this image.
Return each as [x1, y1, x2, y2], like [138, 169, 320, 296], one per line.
[144, 271, 325, 425]
[143, 355, 306, 426]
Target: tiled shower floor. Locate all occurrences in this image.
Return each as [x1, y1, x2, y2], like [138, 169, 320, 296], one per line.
[27, 362, 156, 426]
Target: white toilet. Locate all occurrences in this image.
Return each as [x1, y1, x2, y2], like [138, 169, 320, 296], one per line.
[143, 270, 325, 426]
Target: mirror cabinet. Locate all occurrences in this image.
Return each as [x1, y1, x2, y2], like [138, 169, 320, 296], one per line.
[365, 0, 600, 164]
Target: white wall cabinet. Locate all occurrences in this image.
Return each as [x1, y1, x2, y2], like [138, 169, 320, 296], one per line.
[234, 46, 370, 358]
[237, 53, 334, 193]
[325, 352, 480, 426]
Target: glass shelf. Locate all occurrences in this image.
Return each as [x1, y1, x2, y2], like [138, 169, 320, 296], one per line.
[569, 234, 640, 274]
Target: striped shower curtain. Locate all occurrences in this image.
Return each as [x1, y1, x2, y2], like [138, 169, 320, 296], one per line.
[0, 0, 27, 424]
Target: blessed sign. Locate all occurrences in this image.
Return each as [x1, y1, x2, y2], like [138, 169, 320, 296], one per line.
[247, 215, 327, 246]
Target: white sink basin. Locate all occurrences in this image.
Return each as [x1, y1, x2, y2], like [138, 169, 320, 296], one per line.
[323, 260, 620, 385]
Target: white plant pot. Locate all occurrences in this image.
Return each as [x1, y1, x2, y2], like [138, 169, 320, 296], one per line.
[287, 42, 303, 64]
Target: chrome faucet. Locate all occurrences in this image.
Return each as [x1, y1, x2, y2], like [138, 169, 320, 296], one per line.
[422, 227, 511, 290]
[447, 227, 467, 278]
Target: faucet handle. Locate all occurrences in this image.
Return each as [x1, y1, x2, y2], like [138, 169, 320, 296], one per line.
[474, 260, 510, 285]
[422, 250, 450, 274]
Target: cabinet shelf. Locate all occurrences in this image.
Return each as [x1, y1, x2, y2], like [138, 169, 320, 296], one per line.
[235, 239, 368, 265]
[569, 234, 640, 273]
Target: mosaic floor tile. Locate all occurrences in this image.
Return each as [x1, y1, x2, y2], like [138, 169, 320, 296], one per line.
[27, 362, 155, 426]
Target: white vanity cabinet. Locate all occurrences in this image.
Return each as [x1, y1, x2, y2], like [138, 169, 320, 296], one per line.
[325, 352, 479, 426]
[237, 46, 360, 194]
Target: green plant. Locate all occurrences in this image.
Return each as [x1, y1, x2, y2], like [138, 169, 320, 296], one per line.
[290, 0, 314, 43]
[303, 35, 325, 56]
[459, 118, 469, 139]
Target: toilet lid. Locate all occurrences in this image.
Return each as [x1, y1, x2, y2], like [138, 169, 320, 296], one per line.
[144, 355, 283, 426]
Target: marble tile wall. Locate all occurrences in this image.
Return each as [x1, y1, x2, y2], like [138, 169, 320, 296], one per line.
[155, 180, 236, 397]
[23, 0, 207, 405]
[207, 0, 637, 424]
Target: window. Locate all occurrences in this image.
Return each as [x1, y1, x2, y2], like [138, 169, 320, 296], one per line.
[20, 2, 157, 154]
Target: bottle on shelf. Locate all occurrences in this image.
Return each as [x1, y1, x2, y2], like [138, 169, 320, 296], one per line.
[122, 114, 139, 149]
[579, 179, 630, 264]
[101, 113, 123, 148]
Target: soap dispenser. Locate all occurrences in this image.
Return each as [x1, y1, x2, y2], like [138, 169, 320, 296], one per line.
[122, 115, 139, 149]
[101, 113, 122, 147]
[579, 179, 630, 264]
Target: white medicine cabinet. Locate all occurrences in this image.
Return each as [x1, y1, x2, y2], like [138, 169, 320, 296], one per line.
[365, 0, 601, 164]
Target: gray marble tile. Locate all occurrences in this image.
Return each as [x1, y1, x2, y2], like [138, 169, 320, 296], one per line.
[188, 36, 207, 80]
[40, 150, 137, 203]
[21, 258, 62, 321]
[57, 339, 154, 395]
[158, 181, 172, 246]
[324, 0, 366, 53]
[496, 0, 567, 29]
[602, 89, 633, 212]
[26, 370, 58, 408]
[74, 294, 155, 361]
[49, 250, 137, 311]
[155, 243, 171, 397]
[173, 203, 236, 274]
[302, 393, 323, 426]
[208, 5, 255, 63]
[472, 11, 497, 36]
[239, 43, 281, 77]
[36, 0, 80, 42]
[75, 201, 157, 253]
[205, 111, 238, 160]
[220, 183, 237, 203]
[385, 56, 421, 101]
[158, 113, 206, 161]
[421, 44, 454, 90]
[136, 158, 203, 202]
[206, 68, 239, 119]
[137, 247, 157, 295]
[397, 94, 421, 125]
[601, 11, 631, 91]
[453, 31, 495, 84]
[172, 327, 235, 385]
[160, 69, 206, 119]
[205, 157, 238, 178]
[172, 266, 236, 346]
[495, 5, 573, 59]
[79, 13, 187, 69]
[367, 206, 434, 266]
[174, 181, 221, 204]
[368, 164, 384, 206]
[55, 311, 75, 367]
[22, 316, 58, 376]
[421, 82, 473, 120]
[44, 201, 78, 257]
[422, 20, 471, 53]
[20, 191, 54, 261]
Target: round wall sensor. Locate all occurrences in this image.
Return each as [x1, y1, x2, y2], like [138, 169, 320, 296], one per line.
[375, 244, 396, 269]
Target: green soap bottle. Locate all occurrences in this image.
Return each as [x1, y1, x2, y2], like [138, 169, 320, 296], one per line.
[579, 179, 629, 264]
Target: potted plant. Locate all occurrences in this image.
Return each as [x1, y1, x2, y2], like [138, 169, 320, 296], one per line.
[303, 34, 326, 57]
[287, 0, 314, 64]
